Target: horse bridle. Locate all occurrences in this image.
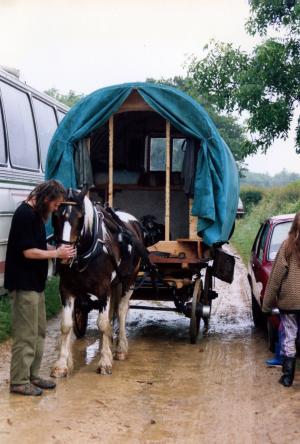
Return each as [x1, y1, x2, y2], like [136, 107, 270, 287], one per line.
[53, 201, 85, 247]
[54, 198, 159, 286]
[54, 200, 108, 271]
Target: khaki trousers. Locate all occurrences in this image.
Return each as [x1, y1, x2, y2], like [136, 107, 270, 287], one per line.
[10, 290, 46, 385]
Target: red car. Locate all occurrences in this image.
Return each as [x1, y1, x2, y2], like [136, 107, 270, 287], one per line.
[248, 213, 294, 350]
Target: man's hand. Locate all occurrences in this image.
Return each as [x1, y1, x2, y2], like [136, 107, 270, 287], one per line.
[56, 245, 76, 260]
[262, 306, 272, 314]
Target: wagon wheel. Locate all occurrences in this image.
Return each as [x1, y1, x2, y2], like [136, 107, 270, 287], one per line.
[201, 267, 213, 333]
[73, 298, 88, 338]
[189, 278, 202, 344]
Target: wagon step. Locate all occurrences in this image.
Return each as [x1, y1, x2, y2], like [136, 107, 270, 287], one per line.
[132, 276, 177, 301]
[129, 305, 175, 311]
[132, 285, 176, 301]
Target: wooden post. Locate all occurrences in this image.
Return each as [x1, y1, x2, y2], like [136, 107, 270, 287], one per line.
[108, 116, 114, 207]
[165, 121, 171, 241]
[189, 198, 198, 239]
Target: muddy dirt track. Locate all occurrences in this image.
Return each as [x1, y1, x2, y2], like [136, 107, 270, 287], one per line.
[1, 247, 300, 444]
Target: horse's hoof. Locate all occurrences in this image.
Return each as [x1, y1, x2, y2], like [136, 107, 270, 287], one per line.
[97, 365, 112, 375]
[115, 352, 126, 361]
[50, 367, 68, 378]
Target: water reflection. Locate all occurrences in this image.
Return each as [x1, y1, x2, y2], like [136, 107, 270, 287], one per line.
[85, 339, 100, 365]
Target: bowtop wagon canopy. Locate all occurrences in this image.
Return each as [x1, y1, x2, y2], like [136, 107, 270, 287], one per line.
[46, 82, 239, 246]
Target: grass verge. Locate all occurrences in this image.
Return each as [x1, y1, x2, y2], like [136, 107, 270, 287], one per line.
[0, 276, 61, 343]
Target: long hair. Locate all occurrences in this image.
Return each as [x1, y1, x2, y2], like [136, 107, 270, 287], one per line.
[285, 212, 300, 266]
[27, 180, 66, 221]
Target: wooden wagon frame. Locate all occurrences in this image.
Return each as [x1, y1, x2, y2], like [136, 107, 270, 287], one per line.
[47, 84, 238, 343]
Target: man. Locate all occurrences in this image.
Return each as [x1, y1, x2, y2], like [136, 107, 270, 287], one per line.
[5, 180, 76, 396]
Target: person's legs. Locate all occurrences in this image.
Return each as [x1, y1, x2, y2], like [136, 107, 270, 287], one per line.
[10, 290, 39, 385]
[266, 322, 283, 367]
[30, 292, 46, 379]
[29, 291, 56, 390]
[10, 290, 43, 396]
[279, 313, 297, 387]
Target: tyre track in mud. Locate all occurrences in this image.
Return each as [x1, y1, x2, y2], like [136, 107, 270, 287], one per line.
[0, 245, 300, 444]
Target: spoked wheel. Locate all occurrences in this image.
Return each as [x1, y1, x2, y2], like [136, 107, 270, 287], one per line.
[201, 267, 213, 334]
[73, 298, 88, 338]
[189, 278, 203, 344]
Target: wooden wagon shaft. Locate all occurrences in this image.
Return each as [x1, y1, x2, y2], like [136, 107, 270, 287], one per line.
[108, 115, 114, 207]
[165, 120, 171, 241]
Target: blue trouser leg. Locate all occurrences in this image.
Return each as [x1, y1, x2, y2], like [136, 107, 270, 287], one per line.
[266, 326, 283, 366]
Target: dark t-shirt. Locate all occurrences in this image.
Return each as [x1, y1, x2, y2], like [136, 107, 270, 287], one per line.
[4, 202, 48, 292]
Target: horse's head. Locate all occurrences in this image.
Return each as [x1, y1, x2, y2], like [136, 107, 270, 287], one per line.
[52, 185, 93, 246]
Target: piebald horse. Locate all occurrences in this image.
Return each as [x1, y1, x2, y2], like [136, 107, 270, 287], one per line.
[51, 188, 144, 376]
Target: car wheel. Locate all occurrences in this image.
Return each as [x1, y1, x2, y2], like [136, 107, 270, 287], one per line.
[267, 318, 278, 353]
[252, 293, 263, 327]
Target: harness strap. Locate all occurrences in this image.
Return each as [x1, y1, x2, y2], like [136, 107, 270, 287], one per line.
[76, 207, 106, 271]
[58, 202, 161, 293]
[60, 239, 76, 245]
[104, 242, 124, 283]
[102, 206, 160, 290]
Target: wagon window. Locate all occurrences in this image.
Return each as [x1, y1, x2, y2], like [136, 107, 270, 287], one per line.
[150, 138, 165, 171]
[33, 98, 58, 170]
[172, 138, 185, 171]
[0, 101, 6, 164]
[0, 81, 39, 170]
[149, 137, 185, 172]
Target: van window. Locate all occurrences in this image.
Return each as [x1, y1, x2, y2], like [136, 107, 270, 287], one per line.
[33, 98, 57, 170]
[257, 223, 269, 262]
[57, 110, 65, 123]
[252, 223, 264, 254]
[0, 81, 38, 169]
[0, 102, 6, 164]
[268, 221, 292, 260]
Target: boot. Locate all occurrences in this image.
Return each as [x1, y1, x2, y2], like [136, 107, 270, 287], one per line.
[266, 342, 282, 367]
[10, 383, 43, 396]
[278, 356, 296, 387]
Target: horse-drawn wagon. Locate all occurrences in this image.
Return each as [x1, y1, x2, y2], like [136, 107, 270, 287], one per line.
[46, 83, 239, 376]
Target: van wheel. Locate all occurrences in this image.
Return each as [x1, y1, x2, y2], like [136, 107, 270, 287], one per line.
[252, 294, 263, 327]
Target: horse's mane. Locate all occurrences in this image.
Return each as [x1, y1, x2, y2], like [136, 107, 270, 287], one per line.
[83, 196, 94, 235]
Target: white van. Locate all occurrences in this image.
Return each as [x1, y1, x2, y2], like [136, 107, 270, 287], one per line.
[0, 67, 68, 290]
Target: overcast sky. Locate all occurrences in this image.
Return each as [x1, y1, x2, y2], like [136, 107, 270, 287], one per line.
[0, 0, 299, 175]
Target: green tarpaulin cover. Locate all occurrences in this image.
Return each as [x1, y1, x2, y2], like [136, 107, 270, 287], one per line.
[46, 82, 239, 246]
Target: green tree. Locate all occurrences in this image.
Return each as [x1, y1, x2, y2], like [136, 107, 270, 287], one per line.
[187, 0, 300, 154]
[241, 169, 300, 187]
[146, 76, 251, 173]
[44, 88, 84, 108]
